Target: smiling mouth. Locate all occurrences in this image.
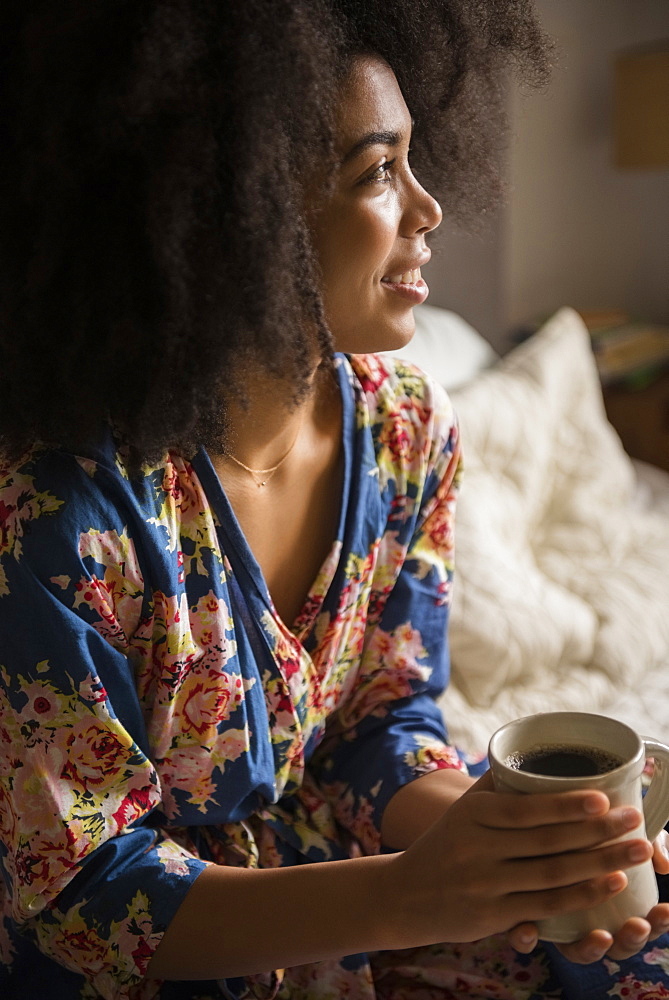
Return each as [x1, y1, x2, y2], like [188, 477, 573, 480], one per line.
[381, 268, 422, 285]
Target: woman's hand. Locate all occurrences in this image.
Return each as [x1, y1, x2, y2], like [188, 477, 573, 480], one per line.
[385, 770, 659, 953]
[514, 829, 669, 964]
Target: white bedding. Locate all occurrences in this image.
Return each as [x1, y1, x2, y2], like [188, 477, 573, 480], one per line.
[434, 308, 669, 755]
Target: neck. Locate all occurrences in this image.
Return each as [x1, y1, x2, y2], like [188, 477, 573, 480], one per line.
[218, 362, 326, 471]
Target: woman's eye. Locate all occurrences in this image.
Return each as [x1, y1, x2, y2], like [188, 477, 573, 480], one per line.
[364, 158, 396, 184]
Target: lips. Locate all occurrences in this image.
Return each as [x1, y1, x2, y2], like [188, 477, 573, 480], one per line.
[379, 270, 429, 305]
[381, 250, 431, 286]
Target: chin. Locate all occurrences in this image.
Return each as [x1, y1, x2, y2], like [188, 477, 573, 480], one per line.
[334, 311, 417, 355]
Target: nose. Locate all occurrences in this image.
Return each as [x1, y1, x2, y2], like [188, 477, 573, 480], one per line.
[402, 174, 442, 238]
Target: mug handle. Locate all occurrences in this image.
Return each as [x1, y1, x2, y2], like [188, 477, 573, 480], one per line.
[641, 738, 669, 841]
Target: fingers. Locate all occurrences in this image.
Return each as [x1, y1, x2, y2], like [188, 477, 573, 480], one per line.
[607, 917, 654, 961]
[455, 785, 653, 900]
[653, 830, 669, 876]
[491, 805, 644, 862]
[556, 929, 615, 964]
[606, 905, 669, 960]
[507, 869, 629, 928]
[508, 923, 539, 954]
[645, 904, 669, 946]
[556, 919, 654, 965]
[502, 836, 653, 895]
[469, 787, 611, 831]
[540, 905, 669, 965]
[441, 778, 669, 954]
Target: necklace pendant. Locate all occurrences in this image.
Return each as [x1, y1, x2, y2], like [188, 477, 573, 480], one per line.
[224, 413, 304, 489]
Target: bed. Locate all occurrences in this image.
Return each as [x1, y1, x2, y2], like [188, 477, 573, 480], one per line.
[386, 304, 669, 757]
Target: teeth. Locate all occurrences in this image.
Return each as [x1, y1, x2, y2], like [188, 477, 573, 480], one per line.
[385, 268, 421, 284]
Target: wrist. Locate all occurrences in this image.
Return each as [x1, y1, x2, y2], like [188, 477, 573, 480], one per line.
[381, 767, 474, 850]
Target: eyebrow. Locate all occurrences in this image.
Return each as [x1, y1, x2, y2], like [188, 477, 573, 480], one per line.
[340, 129, 402, 166]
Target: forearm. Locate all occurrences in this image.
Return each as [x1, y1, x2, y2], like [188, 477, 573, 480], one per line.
[380, 767, 475, 849]
[147, 852, 400, 981]
[148, 769, 474, 982]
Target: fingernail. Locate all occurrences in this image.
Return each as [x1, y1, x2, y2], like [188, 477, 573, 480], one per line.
[629, 843, 651, 863]
[583, 794, 608, 815]
[623, 807, 642, 830]
[608, 872, 627, 892]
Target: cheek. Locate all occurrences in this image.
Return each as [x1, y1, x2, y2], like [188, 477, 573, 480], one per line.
[326, 202, 398, 290]
[355, 199, 398, 264]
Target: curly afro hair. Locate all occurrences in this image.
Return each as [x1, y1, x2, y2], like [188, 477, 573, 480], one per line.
[0, 0, 550, 463]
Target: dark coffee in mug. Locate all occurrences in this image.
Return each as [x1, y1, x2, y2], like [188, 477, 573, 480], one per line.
[505, 743, 625, 777]
[489, 712, 669, 942]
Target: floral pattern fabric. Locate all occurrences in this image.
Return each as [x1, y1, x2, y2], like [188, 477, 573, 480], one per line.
[1, 352, 668, 1000]
[0, 354, 462, 998]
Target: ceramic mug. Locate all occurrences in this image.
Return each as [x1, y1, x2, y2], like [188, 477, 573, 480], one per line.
[488, 711, 669, 943]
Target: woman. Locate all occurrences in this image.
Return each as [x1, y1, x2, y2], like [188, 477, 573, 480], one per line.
[2, 2, 669, 999]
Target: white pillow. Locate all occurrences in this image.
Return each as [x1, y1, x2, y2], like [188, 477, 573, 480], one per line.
[383, 304, 498, 391]
[440, 308, 669, 750]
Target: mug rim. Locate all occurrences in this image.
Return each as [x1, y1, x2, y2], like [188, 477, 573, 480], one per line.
[488, 711, 645, 785]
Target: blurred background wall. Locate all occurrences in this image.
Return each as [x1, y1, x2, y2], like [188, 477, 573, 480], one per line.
[426, 0, 669, 352]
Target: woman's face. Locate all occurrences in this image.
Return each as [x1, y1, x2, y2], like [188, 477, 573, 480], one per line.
[310, 54, 442, 355]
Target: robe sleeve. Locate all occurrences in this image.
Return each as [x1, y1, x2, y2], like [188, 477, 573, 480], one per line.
[0, 455, 208, 1000]
[310, 371, 467, 854]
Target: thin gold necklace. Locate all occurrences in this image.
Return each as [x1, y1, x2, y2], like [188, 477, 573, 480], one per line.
[223, 418, 303, 488]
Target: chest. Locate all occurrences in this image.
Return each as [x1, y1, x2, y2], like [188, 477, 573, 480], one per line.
[212, 390, 345, 628]
[230, 454, 343, 626]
